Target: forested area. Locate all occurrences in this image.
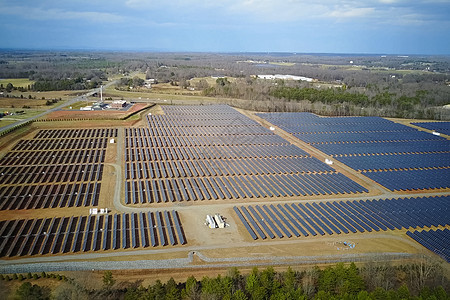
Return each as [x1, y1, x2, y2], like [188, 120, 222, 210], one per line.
[0, 50, 449, 119]
[2, 260, 448, 300]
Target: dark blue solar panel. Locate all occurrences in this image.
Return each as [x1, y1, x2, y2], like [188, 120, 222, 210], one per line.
[269, 204, 297, 237]
[412, 122, 450, 135]
[241, 206, 267, 239]
[290, 204, 318, 236]
[130, 213, 137, 248]
[233, 207, 257, 240]
[156, 212, 166, 246]
[407, 229, 450, 262]
[122, 213, 128, 249]
[171, 210, 186, 244]
[164, 211, 175, 246]
[251, 206, 277, 238]
[103, 215, 109, 250]
[147, 212, 156, 247]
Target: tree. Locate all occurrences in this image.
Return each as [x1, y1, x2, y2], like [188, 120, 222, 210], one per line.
[15, 282, 51, 300]
[102, 270, 115, 290]
[6, 82, 13, 92]
[165, 277, 180, 300]
[407, 256, 443, 293]
[232, 290, 248, 300]
[182, 275, 200, 300]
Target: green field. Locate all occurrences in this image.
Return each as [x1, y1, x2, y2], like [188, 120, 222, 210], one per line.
[0, 78, 35, 88]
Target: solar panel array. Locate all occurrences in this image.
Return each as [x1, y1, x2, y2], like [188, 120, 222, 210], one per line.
[412, 122, 450, 136]
[407, 229, 450, 262]
[0, 211, 186, 257]
[256, 112, 450, 191]
[0, 128, 117, 210]
[124, 105, 368, 204]
[234, 195, 449, 240]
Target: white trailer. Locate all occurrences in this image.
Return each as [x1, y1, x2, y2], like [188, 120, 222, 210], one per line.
[214, 214, 226, 228]
[206, 215, 217, 228]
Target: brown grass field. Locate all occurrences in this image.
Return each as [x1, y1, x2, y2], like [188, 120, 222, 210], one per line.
[43, 103, 151, 120]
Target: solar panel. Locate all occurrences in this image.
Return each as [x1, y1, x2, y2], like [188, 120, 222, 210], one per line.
[92, 216, 101, 251]
[268, 204, 296, 237]
[71, 216, 84, 253]
[156, 212, 166, 246]
[164, 211, 175, 245]
[171, 210, 186, 245]
[122, 213, 128, 249]
[248, 206, 275, 239]
[113, 214, 119, 250]
[82, 216, 93, 252]
[130, 213, 137, 248]
[147, 212, 157, 247]
[61, 217, 74, 254]
[240, 206, 267, 239]
[102, 215, 109, 250]
[50, 217, 66, 254]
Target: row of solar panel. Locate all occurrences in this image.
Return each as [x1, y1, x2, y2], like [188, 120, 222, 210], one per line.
[255, 112, 450, 192]
[0, 182, 101, 210]
[33, 128, 118, 140]
[129, 134, 288, 147]
[124, 173, 368, 204]
[147, 114, 259, 127]
[0, 164, 104, 185]
[125, 144, 308, 161]
[161, 104, 237, 114]
[275, 124, 417, 134]
[12, 138, 109, 152]
[135, 125, 273, 138]
[147, 116, 259, 127]
[412, 122, 450, 135]
[292, 131, 442, 144]
[338, 152, 450, 171]
[313, 140, 450, 156]
[255, 112, 446, 146]
[257, 113, 395, 124]
[126, 126, 271, 143]
[0, 149, 106, 167]
[234, 195, 449, 240]
[0, 211, 186, 257]
[125, 156, 333, 180]
[407, 229, 450, 263]
[362, 169, 450, 191]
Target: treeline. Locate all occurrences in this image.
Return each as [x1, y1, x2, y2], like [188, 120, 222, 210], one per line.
[270, 86, 429, 114]
[203, 77, 449, 120]
[122, 262, 448, 300]
[31, 77, 102, 91]
[3, 260, 446, 300]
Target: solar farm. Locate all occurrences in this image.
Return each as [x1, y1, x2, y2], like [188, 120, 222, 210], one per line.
[0, 104, 449, 272]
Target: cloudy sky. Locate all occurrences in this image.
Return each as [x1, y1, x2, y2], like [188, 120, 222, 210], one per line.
[1, 0, 449, 54]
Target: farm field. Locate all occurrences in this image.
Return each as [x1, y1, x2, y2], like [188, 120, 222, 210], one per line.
[0, 104, 449, 277]
[0, 78, 35, 88]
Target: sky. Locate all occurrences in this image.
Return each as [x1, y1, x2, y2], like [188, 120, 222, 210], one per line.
[0, 0, 449, 54]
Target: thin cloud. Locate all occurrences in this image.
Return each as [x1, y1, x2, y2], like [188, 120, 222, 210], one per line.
[0, 5, 126, 23]
[327, 7, 375, 18]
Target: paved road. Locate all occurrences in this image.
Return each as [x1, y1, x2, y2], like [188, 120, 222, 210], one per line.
[0, 80, 117, 134]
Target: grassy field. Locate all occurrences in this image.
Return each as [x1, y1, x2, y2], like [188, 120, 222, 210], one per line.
[0, 78, 35, 88]
[0, 119, 17, 127]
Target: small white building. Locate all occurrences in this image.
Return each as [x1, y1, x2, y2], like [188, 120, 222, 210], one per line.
[206, 215, 217, 228]
[214, 214, 226, 228]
